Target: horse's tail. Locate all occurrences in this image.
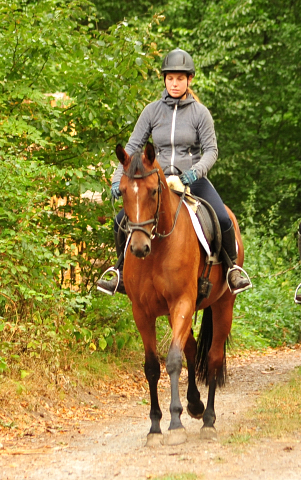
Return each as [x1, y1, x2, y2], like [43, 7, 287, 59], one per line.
[195, 306, 227, 387]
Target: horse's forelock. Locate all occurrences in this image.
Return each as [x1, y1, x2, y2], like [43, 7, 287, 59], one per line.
[127, 149, 147, 179]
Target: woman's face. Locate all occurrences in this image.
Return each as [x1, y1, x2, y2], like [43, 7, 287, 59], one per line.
[165, 72, 192, 98]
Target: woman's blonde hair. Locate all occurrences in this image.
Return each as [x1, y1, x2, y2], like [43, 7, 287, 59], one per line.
[187, 87, 201, 103]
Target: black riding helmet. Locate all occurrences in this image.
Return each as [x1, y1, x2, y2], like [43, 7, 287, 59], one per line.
[161, 48, 195, 77]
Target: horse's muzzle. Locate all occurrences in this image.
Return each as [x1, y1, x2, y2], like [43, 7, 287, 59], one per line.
[130, 232, 151, 258]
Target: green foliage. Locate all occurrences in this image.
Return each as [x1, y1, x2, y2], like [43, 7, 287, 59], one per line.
[92, 0, 165, 30]
[78, 294, 142, 352]
[0, 0, 165, 373]
[0, 291, 142, 378]
[154, 0, 301, 232]
[232, 213, 301, 349]
[0, 356, 8, 373]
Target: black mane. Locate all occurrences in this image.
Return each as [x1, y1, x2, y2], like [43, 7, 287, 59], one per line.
[127, 149, 147, 179]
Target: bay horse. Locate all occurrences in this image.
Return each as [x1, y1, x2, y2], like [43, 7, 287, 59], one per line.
[117, 142, 244, 446]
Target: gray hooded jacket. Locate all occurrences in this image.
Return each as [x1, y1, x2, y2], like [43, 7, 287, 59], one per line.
[112, 88, 218, 183]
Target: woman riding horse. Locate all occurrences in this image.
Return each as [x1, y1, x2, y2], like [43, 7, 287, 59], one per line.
[97, 48, 251, 296]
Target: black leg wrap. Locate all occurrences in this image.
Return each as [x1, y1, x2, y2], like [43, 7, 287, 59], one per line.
[145, 353, 162, 434]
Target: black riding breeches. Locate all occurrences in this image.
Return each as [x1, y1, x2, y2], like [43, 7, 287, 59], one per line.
[189, 177, 232, 232]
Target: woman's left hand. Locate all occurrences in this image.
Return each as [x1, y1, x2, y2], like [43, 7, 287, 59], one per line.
[179, 169, 198, 185]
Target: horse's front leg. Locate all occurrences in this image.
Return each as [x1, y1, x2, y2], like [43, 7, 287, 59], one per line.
[133, 307, 163, 447]
[184, 329, 205, 420]
[165, 302, 195, 446]
[165, 343, 188, 445]
[144, 349, 163, 446]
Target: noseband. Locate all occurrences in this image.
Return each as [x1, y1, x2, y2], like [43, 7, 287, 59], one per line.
[123, 168, 162, 240]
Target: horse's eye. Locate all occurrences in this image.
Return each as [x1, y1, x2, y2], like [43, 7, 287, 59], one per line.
[151, 188, 157, 197]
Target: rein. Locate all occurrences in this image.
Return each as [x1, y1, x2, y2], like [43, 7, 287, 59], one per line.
[120, 168, 187, 240]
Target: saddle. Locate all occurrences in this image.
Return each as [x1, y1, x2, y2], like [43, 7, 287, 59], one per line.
[170, 188, 222, 260]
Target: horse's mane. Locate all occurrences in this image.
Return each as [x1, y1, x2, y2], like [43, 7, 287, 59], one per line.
[127, 149, 147, 179]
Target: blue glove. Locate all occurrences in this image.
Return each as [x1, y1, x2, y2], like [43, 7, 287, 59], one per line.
[179, 169, 198, 186]
[111, 181, 121, 199]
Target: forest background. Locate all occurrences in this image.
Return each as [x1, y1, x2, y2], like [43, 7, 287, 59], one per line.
[0, 0, 300, 380]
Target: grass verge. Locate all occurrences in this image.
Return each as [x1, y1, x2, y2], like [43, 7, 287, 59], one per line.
[225, 365, 301, 445]
[152, 474, 203, 480]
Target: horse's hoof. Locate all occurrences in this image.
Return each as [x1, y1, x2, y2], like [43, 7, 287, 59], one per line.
[200, 426, 218, 441]
[187, 401, 204, 420]
[145, 433, 163, 447]
[164, 428, 187, 446]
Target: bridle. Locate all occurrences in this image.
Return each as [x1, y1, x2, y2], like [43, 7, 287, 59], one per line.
[119, 167, 187, 241]
[123, 168, 162, 240]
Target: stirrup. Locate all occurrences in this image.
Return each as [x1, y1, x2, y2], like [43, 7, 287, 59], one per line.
[97, 267, 120, 296]
[226, 265, 253, 295]
[294, 283, 301, 304]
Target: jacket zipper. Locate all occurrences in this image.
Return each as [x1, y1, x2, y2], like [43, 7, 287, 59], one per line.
[170, 104, 177, 173]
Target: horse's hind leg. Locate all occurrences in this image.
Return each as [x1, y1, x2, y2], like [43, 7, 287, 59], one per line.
[201, 377, 217, 439]
[184, 329, 204, 419]
[197, 300, 234, 440]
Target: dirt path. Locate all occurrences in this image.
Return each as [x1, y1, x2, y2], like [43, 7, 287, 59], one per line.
[1, 347, 301, 480]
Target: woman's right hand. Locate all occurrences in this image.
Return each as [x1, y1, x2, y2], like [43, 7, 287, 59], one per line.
[111, 182, 121, 199]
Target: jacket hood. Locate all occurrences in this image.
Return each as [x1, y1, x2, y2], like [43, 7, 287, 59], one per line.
[161, 88, 196, 108]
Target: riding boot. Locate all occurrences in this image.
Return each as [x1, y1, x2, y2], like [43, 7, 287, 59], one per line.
[96, 230, 127, 295]
[294, 230, 301, 304]
[221, 222, 252, 295]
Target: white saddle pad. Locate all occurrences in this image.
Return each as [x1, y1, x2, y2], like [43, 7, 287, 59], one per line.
[183, 200, 211, 257]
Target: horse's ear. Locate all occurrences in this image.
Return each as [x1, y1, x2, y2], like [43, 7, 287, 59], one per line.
[144, 142, 156, 165]
[116, 144, 130, 167]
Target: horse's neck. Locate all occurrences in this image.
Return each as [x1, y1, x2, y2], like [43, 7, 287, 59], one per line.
[154, 162, 176, 232]
[158, 180, 177, 233]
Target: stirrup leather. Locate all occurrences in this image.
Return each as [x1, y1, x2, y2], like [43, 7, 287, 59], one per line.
[97, 267, 120, 296]
[294, 283, 301, 304]
[226, 265, 253, 295]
